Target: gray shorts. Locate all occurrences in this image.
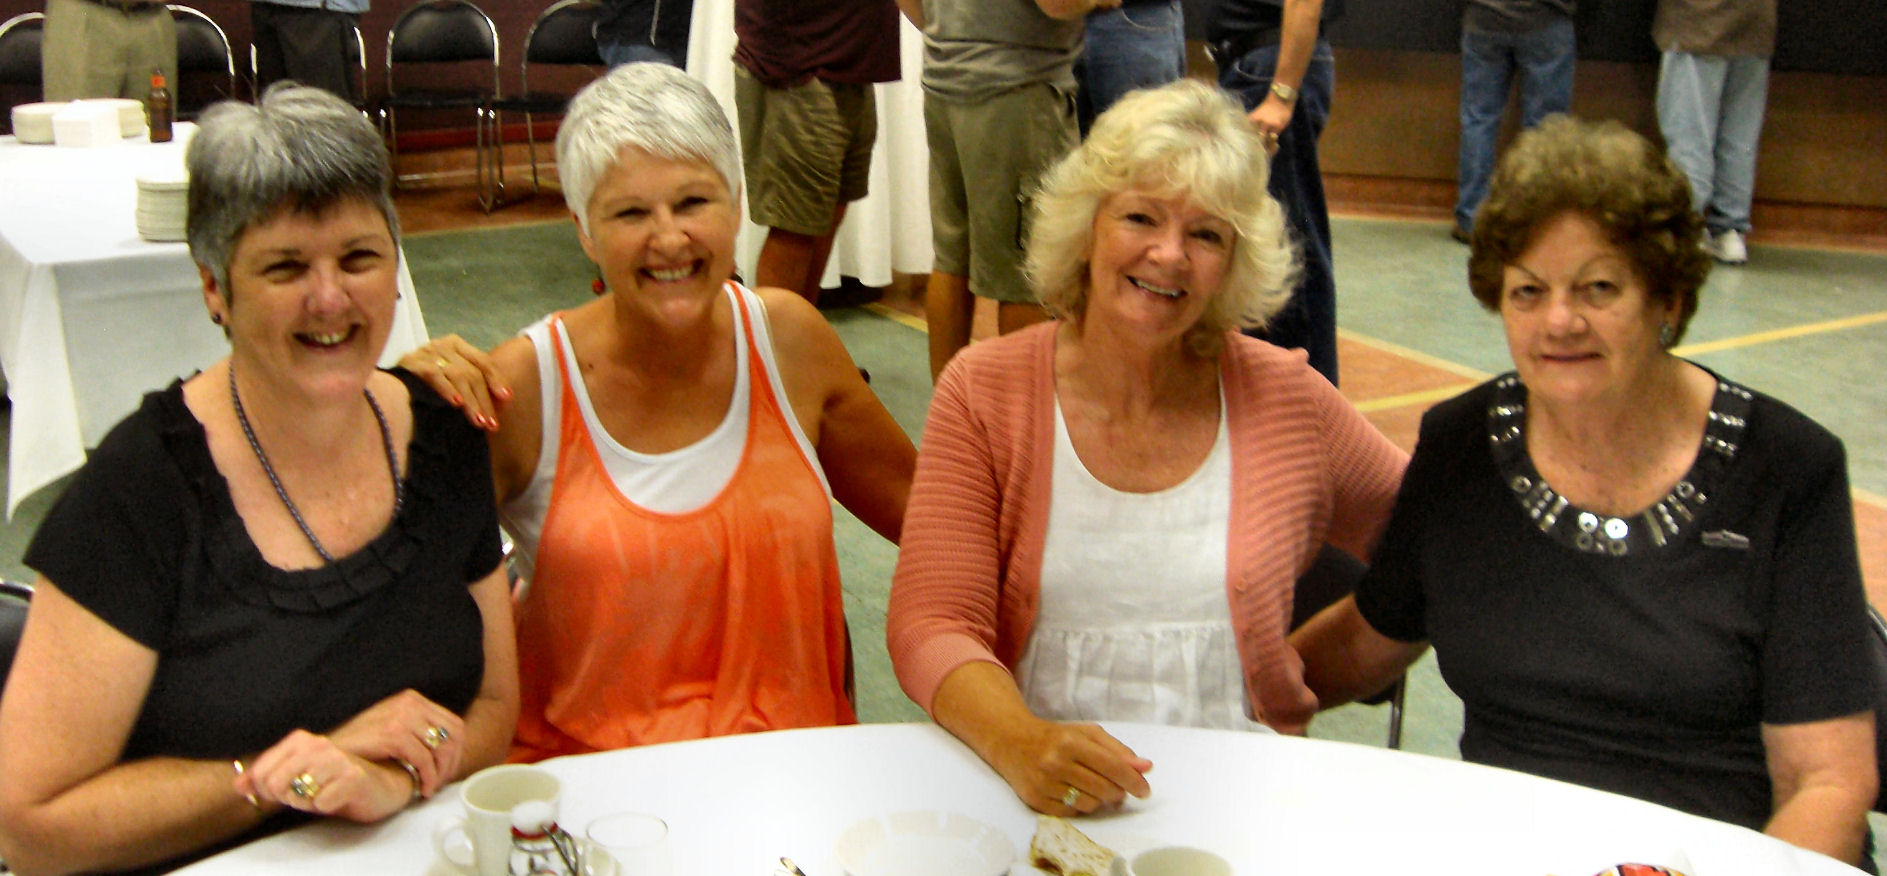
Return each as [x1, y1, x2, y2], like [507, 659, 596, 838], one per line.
[924, 83, 1077, 304]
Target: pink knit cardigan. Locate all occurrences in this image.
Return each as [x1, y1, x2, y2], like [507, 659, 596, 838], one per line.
[886, 324, 1409, 734]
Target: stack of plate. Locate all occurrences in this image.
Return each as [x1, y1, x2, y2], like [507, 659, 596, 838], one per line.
[93, 98, 147, 137]
[11, 102, 64, 144]
[52, 101, 120, 146]
[136, 172, 189, 242]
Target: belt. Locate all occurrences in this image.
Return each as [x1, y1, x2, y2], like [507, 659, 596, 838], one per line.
[1207, 26, 1284, 69]
[76, 0, 166, 12]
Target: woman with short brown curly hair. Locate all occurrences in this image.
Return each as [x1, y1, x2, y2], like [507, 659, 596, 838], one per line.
[1295, 114, 1877, 868]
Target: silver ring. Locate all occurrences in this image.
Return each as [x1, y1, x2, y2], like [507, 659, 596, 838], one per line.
[1061, 786, 1081, 808]
[422, 725, 450, 749]
[288, 772, 321, 800]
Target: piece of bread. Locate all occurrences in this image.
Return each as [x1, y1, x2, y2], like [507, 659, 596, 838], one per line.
[1029, 815, 1116, 876]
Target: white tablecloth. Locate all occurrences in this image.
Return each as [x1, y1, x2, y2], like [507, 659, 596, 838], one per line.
[171, 723, 1861, 876]
[0, 125, 430, 517]
[688, 0, 934, 290]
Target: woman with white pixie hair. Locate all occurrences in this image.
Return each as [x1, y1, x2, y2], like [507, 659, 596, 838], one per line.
[886, 78, 1407, 815]
[405, 63, 915, 762]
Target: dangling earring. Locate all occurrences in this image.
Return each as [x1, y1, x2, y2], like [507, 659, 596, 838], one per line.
[1658, 322, 1675, 348]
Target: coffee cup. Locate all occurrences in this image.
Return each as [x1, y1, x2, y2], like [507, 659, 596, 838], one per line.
[432, 764, 563, 876]
[1125, 846, 1233, 876]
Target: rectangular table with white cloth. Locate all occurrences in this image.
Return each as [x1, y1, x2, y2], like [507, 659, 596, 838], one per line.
[171, 722, 1863, 876]
[0, 125, 430, 518]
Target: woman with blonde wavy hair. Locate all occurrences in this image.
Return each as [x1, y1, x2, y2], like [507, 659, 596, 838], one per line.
[886, 79, 1407, 815]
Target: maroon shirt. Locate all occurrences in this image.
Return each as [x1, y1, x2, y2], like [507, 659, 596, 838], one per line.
[733, 0, 902, 88]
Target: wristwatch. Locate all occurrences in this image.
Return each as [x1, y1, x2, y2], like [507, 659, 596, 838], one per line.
[1269, 81, 1299, 103]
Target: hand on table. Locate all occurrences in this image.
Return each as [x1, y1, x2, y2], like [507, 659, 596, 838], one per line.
[398, 334, 511, 432]
[236, 730, 413, 822]
[992, 717, 1153, 815]
[326, 688, 467, 798]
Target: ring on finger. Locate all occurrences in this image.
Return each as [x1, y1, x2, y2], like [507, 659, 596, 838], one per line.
[1061, 785, 1081, 808]
[422, 725, 450, 750]
[288, 772, 322, 800]
[434, 358, 450, 370]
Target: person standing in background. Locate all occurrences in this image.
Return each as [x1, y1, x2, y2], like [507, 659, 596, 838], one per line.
[250, 0, 366, 103]
[920, 0, 1113, 380]
[733, 0, 923, 307]
[1074, 0, 1185, 135]
[595, 0, 691, 68]
[1451, 0, 1575, 244]
[1205, 0, 1342, 386]
[1655, 0, 1774, 266]
[40, 0, 177, 102]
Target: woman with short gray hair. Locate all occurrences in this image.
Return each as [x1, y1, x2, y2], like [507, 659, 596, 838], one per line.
[405, 63, 914, 762]
[0, 83, 519, 875]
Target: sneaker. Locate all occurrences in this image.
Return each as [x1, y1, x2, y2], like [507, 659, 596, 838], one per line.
[1705, 229, 1748, 265]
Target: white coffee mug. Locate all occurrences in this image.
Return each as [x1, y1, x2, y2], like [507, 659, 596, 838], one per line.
[1126, 846, 1233, 876]
[432, 764, 563, 876]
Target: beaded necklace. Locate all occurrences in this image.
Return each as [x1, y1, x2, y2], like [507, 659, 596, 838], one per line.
[229, 365, 403, 564]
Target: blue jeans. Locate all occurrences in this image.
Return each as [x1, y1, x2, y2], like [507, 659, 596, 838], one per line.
[599, 42, 681, 69]
[1657, 50, 1770, 235]
[1454, 19, 1575, 232]
[1218, 40, 1339, 386]
[1075, 0, 1186, 134]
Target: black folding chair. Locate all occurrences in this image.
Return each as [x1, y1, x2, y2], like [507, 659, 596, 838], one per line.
[0, 578, 33, 701]
[1291, 545, 1408, 748]
[484, 0, 602, 206]
[0, 11, 45, 134]
[167, 5, 238, 118]
[378, 0, 502, 208]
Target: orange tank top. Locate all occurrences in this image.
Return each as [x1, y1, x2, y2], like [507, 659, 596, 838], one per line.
[509, 290, 855, 762]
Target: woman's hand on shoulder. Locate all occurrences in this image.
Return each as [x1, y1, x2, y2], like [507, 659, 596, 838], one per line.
[325, 689, 467, 798]
[396, 335, 512, 432]
[990, 716, 1154, 816]
[239, 730, 415, 823]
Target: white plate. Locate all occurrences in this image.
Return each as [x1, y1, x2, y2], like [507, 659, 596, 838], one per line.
[835, 811, 1015, 876]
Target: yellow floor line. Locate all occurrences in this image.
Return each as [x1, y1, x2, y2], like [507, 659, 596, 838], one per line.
[1857, 488, 1886, 511]
[1337, 328, 1491, 381]
[863, 302, 928, 332]
[1673, 310, 1887, 356]
[1352, 384, 1479, 414]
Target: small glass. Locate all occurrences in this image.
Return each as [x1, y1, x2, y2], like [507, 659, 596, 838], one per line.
[581, 812, 671, 876]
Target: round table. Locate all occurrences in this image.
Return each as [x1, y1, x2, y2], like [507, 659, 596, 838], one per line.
[169, 722, 1862, 875]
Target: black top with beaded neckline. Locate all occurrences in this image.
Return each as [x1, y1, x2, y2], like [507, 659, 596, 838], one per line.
[1486, 369, 1753, 558]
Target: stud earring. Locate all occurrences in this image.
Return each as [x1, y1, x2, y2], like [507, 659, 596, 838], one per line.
[1658, 322, 1675, 348]
[210, 313, 223, 325]
[591, 276, 606, 296]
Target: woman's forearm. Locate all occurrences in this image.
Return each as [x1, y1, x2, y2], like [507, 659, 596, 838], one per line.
[0, 756, 270, 876]
[1764, 783, 1872, 865]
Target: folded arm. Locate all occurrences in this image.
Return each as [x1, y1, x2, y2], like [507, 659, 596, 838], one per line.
[1762, 712, 1876, 865]
[1290, 595, 1427, 711]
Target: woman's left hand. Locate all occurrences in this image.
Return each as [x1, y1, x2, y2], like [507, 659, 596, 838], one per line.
[326, 689, 467, 798]
[397, 335, 511, 432]
[238, 730, 412, 822]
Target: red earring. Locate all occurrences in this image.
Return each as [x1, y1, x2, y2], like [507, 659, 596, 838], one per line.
[592, 277, 606, 296]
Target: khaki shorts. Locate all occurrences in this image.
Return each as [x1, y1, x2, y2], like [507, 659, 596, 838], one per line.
[41, 0, 177, 102]
[735, 66, 876, 236]
[925, 83, 1077, 304]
